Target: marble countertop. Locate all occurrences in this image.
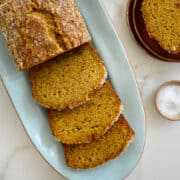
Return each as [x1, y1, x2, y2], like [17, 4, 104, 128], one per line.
[0, 0, 180, 180]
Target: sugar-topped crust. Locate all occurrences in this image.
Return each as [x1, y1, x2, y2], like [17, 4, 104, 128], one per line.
[0, 0, 91, 70]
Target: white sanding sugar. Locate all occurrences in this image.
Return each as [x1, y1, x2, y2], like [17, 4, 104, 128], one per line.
[156, 84, 180, 120]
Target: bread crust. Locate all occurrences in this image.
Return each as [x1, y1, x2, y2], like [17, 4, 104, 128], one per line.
[0, 0, 91, 70]
[63, 115, 135, 169]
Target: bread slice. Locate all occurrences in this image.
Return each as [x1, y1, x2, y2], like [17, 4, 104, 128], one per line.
[63, 115, 135, 169]
[0, 0, 91, 70]
[141, 0, 180, 54]
[48, 81, 122, 144]
[30, 43, 107, 110]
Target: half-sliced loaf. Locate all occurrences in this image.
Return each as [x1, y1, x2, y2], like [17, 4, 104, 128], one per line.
[48, 81, 122, 144]
[0, 0, 91, 70]
[63, 115, 135, 169]
[30, 43, 107, 110]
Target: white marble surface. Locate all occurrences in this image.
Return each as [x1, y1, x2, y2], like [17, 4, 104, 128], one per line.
[0, 0, 180, 180]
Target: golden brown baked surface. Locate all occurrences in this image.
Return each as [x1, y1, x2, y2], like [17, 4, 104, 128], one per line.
[63, 115, 134, 169]
[48, 81, 122, 144]
[141, 0, 180, 54]
[30, 43, 107, 110]
[0, 0, 91, 70]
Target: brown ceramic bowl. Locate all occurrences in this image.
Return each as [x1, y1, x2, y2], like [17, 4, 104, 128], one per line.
[127, 0, 180, 62]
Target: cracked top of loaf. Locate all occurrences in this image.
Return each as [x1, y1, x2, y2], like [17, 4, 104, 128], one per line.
[0, 0, 91, 70]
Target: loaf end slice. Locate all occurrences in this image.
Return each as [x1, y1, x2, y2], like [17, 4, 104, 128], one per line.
[63, 115, 135, 169]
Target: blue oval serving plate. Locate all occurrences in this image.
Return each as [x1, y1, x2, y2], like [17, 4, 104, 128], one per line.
[0, 0, 145, 179]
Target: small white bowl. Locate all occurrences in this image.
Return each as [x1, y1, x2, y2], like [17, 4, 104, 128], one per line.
[155, 81, 180, 121]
